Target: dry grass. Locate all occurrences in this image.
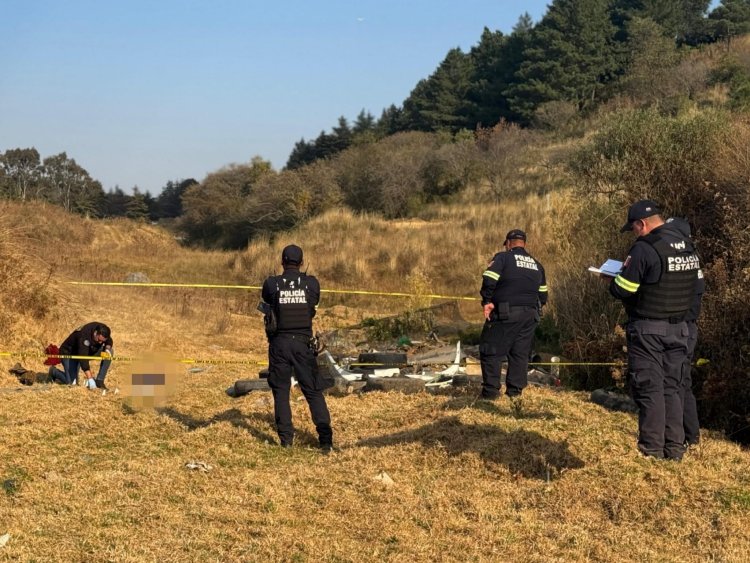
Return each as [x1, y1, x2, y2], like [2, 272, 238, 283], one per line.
[2, 369, 750, 561]
[2, 200, 750, 561]
[236, 190, 571, 330]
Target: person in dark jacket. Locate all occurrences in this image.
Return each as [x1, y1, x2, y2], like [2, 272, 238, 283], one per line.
[610, 201, 700, 461]
[479, 229, 548, 400]
[261, 244, 333, 452]
[49, 322, 113, 389]
[665, 217, 704, 446]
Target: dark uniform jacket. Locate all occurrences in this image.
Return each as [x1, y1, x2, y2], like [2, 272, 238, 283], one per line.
[59, 322, 113, 371]
[610, 224, 700, 320]
[262, 268, 320, 338]
[481, 247, 548, 317]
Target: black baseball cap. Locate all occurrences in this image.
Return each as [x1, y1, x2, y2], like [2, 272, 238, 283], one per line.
[281, 244, 303, 265]
[504, 229, 526, 243]
[620, 200, 661, 232]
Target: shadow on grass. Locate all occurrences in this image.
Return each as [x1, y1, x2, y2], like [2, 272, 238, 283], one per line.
[357, 416, 583, 480]
[441, 396, 556, 420]
[157, 407, 277, 444]
[155, 407, 320, 447]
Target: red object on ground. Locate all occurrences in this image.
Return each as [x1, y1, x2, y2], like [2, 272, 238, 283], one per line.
[43, 343, 61, 366]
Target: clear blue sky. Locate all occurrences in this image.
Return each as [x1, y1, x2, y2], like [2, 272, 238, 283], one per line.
[1, 1, 551, 194]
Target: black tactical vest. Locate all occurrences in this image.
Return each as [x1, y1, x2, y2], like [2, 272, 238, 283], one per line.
[492, 249, 543, 308]
[272, 273, 313, 332]
[631, 232, 699, 320]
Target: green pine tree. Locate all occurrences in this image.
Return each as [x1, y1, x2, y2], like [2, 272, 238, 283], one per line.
[506, 0, 619, 123]
[402, 48, 476, 132]
[709, 0, 750, 41]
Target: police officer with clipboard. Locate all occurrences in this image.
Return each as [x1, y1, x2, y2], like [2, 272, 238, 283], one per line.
[260, 244, 333, 452]
[610, 201, 700, 461]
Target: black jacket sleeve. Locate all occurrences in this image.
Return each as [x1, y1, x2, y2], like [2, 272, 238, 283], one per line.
[480, 253, 504, 305]
[307, 275, 320, 318]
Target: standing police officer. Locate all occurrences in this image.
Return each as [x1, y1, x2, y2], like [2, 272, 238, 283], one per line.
[665, 217, 705, 447]
[610, 201, 699, 461]
[261, 244, 333, 452]
[479, 229, 548, 400]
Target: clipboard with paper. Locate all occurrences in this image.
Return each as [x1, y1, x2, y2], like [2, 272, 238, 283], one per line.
[588, 259, 623, 278]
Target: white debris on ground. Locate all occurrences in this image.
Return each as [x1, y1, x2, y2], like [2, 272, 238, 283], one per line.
[373, 472, 394, 487]
[185, 461, 213, 472]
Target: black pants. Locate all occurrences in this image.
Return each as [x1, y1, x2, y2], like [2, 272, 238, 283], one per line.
[479, 308, 537, 398]
[626, 319, 689, 460]
[683, 321, 700, 445]
[267, 335, 332, 446]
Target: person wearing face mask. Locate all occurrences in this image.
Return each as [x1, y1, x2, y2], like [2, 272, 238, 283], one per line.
[609, 200, 700, 461]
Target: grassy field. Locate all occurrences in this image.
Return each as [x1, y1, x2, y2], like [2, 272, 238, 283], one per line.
[2, 201, 750, 561]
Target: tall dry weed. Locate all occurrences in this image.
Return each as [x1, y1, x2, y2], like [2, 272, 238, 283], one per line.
[0, 203, 59, 344]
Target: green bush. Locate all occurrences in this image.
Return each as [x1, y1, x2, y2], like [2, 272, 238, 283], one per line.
[565, 108, 750, 445]
[362, 310, 435, 342]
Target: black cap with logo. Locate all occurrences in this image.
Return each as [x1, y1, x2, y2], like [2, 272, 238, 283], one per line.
[504, 229, 527, 243]
[620, 200, 661, 232]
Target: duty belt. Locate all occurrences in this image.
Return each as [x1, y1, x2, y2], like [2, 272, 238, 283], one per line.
[628, 315, 686, 324]
[272, 333, 313, 340]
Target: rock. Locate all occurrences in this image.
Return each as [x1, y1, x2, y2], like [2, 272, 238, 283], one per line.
[590, 389, 638, 414]
[0, 533, 9, 548]
[373, 471, 394, 486]
[527, 368, 559, 387]
[325, 377, 366, 396]
[451, 374, 483, 387]
[227, 379, 270, 397]
[124, 272, 150, 283]
[185, 461, 212, 472]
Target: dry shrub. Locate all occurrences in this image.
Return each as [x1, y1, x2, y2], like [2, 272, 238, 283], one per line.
[534, 192, 629, 388]
[567, 107, 750, 441]
[558, 108, 728, 383]
[333, 131, 440, 218]
[692, 116, 750, 442]
[532, 100, 580, 131]
[471, 121, 544, 201]
[0, 203, 58, 342]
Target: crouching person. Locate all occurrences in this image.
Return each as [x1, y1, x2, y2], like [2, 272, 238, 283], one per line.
[49, 322, 113, 390]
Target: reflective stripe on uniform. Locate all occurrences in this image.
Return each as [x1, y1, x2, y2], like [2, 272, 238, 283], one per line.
[538, 285, 548, 292]
[482, 270, 500, 281]
[614, 274, 640, 293]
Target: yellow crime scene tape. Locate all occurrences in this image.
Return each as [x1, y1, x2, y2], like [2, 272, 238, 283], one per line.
[27, 280, 705, 370]
[1, 350, 623, 368]
[0, 351, 269, 366]
[67, 280, 479, 301]
[1, 351, 708, 369]
[1, 351, 627, 368]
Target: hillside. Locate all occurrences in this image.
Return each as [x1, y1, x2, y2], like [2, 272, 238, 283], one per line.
[1, 201, 750, 561]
